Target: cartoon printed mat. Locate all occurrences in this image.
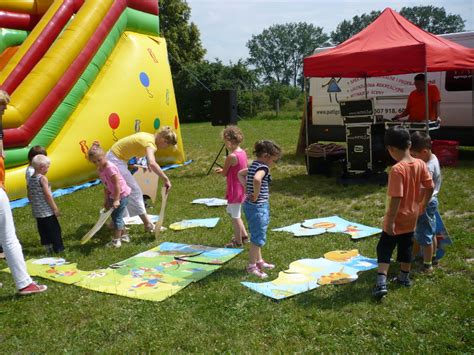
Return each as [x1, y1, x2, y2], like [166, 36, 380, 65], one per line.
[3, 243, 242, 302]
[272, 216, 381, 239]
[192, 198, 227, 206]
[241, 250, 377, 300]
[169, 218, 220, 231]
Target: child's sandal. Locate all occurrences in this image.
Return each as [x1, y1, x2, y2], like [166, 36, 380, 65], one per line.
[242, 236, 249, 244]
[224, 239, 243, 248]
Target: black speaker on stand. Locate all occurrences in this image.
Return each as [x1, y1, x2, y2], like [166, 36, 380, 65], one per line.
[211, 90, 237, 126]
[207, 90, 238, 174]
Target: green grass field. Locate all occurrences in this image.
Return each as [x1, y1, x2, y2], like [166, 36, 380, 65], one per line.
[1, 120, 473, 353]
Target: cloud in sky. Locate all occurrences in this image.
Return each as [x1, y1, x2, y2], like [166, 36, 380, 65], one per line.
[187, 0, 473, 63]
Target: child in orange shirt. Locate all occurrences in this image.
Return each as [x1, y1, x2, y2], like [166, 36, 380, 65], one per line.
[373, 126, 434, 298]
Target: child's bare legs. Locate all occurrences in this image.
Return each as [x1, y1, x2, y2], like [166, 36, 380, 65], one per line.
[231, 218, 243, 244]
[422, 244, 433, 264]
[249, 243, 260, 265]
[139, 213, 154, 232]
[412, 241, 421, 260]
[238, 218, 248, 241]
[231, 217, 247, 244]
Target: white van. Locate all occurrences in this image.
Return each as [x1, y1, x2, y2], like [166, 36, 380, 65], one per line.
[308, 31, 474, 145]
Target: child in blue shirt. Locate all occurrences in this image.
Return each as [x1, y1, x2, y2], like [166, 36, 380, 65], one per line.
[239, 140, 281, 279]
[410, 131, 442, 272]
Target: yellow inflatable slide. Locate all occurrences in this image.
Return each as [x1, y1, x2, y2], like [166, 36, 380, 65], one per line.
[0, 0, 185, 200]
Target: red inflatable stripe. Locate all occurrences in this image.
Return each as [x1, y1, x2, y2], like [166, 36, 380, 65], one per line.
[0, 0, 84, 95]
[3, 0, 126, 147]
[127, 0, 159, 15]
[0, 10, 40, 31]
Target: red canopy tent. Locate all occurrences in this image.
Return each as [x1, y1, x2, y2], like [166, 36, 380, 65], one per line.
[303, 7, 474, 78]
[300, 8, 474, 169]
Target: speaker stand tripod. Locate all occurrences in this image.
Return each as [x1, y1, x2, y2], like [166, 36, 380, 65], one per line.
[207, 143, 228, 175]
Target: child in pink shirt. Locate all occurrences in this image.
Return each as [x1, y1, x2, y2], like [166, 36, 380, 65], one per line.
[88, 142, 131, 248]
[216, 126, 249, 247]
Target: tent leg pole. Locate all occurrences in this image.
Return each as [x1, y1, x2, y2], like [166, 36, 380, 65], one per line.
[364, 76, 368, 99]
[304, 77, 310, 172]
[425, 69, 429, 135]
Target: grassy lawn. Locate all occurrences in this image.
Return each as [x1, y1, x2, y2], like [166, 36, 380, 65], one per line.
[1, 119, 473, 353]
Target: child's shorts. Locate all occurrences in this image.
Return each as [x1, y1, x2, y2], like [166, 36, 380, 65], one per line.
[377, 231, 414, 264]
[415, 197, 438, 246]
[243, 201, 269, 247]
[110, 196, 129, 230]
[226, 203, 242, 219]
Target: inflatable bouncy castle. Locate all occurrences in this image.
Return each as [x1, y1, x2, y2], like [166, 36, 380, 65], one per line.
[0, 0, 185, 200]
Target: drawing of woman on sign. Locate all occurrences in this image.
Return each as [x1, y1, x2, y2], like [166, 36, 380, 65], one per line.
[322, 77, 342, 103]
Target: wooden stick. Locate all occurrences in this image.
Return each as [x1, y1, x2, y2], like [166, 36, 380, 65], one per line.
[155, 186, 168, 240]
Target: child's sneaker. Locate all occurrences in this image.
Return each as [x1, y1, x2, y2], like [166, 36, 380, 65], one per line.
[256, 260, 275, 270]
[18, 282, 47, 296]
[421, 264, 433, 274]
[247, 265, 268, 279]
[391, 276, 412, 287]
[144, 223, 155, 233]
[107, 239, 121, 248]
[372, 284, 388, 298]
[121, 234, 131, 243]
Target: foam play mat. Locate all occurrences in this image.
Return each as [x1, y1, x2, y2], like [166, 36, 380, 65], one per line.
[241, 249, 377, 300]
[272, 216, 381, 239]
[2, 243, 242, 302]
[192, 198, 227, 206]
[434, 211, 452, 260]
[123, 215, 160, 225]
[169, 218, 220, 231]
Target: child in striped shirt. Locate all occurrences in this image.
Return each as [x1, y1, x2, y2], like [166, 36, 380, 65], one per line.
[27, 154, 64, 254]
[239, 140, 281, 279]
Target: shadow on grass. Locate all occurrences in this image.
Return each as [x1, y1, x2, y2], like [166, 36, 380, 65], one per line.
[291, 271, 377, 308]
[271, 173, 384, 198]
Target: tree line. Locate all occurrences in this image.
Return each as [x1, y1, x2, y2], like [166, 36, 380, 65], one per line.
[159, 1, 466, 122]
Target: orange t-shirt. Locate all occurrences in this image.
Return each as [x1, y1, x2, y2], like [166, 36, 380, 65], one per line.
[407, 84, 441, 122]
[384, 159, 434, 235]
[0, 156, 5, 190]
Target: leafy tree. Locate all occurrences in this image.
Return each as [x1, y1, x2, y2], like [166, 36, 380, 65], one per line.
[247, 23, 329, 87]
[399, 6, 465, 34]
[330, 11, 381, 44]
[159, 0, 206, 75]
[174, 60, 259, 122]
[331, 6, 466, 44]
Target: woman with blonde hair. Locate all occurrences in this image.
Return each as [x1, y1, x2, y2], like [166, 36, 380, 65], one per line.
[106, 127, 177, 232]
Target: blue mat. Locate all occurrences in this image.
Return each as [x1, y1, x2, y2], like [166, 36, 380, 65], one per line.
[9, 160, 193, 209]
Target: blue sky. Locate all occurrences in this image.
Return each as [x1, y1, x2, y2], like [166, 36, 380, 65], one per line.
[186, 0, 473, 63]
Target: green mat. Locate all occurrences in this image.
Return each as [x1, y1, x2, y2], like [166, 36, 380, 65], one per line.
[3, 243, 242, 302]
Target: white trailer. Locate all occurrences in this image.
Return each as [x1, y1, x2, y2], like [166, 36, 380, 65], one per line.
[308, 31, 474, 145]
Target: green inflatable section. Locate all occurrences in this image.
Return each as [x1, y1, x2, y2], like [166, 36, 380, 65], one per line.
[5, 8, 159, 168]
[0, 28, 28, 53]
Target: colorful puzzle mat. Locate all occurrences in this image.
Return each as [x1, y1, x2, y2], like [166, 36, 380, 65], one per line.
[434, 211, 452, 260]
[241, 249, 377, 300]
[2, 243, 242, 302]
[169, 218, 220, 231]
[192, 198, 227, 206]
[123, 215, 159, 225]
[273, 216, 381, 239]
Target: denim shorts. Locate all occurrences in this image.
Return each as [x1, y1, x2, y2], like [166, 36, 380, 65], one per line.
[415, 197, 438, 246]
[243, 200, 269, 247]
[110, 196, 129, 230]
